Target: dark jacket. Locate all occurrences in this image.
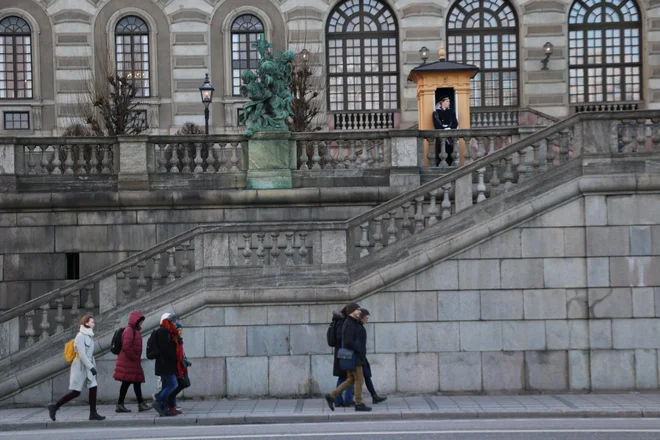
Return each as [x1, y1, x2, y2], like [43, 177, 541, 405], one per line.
[113, 311, 146, 383]
[341, 315, 367, 367]
[332, 311, 346, 377]
[153, 325, 178, 376]
[433, 107, 458, 129]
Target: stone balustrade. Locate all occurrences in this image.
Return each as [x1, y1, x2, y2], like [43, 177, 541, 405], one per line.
[14, 138, 118, 175]
[471, 108, 558, 128]
[330, 110, 398, 130]
[149, 136, 246, 174]
[293, 132, 387, 171]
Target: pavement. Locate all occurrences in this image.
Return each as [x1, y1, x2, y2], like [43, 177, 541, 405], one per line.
[3, 393, 660, 431]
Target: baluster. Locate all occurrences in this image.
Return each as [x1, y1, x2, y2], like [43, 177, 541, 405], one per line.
[477, 137, 485, 160]
[476, 168, 487, 203]
[166, 248, 177, 282]
[365, 139, 374, 168]
[359, 222, 370, 258]
[376, 141, 385, 169]
[490, 161, 500, 197]
[63, 145, 74, 174]
[26, 145, 37, 174]
[242, 233, 253, 265]
[206, 143, 217, 173]
[401, 202, 412, 238]
[256, 233, 266, 266]
[51, 145, 61, 174]
[652, 119, 660, 151]
[560, 130, 571, 162]
[414, 196, 425, 233]
[54, 297, 65, 334]
[298, 231, 309, 264]
[84, 284, 95, 313]
[387, 209, 398, 245]
[181, 144, 192, 172]
[312, 141, 321, 170]
[517, 147, 529, 183]
[355, 140, 364, 169]
[158, 144, 168, 172]
[122, 267, 133, 299]
[439, 137, 448, 168]
[136, 261, 147, 295]
[441, 183, 452, 219]
[503, 155, 515, 190]
[427, 190, 439, 226]
[299, 141, 309, 170]
[180, 241, 191, 275]
[373, 216, 384, 250]
[151, 253, 162, 288]
[284, 232, 295, 265]
[25, 310, 36, 347]
[101, 145, 112, 174]
[270, 232, 281, 265]
[532, 143, 541, 176]
[39, 303, 50, 341]
[463, 136, 472, 165]
[230, 142, 240, 172]
[194, 143, 204, 173]
[348, 140, 357, 169]
[637, 119, 647, 152]
[70, 292, 79, 321]
[427, 137, 437, 167]
[546, 135, 556, 168]
[488, 136, 496, 155]
[76, 145, 87, 174]
[217, 143, 228, 171]
[324, 141, 334, 170]
[169, 144, 181, 173]
[90, 145, 99, 174]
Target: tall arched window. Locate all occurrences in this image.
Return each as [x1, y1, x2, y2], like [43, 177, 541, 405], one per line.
[326, 0, 399, 112]
[231, 14, 264, 96]
[568, 0, 642, 104]
[447, 0, 518, 107]
[0, 16, 32, 99]
[115, 16, 150, 97]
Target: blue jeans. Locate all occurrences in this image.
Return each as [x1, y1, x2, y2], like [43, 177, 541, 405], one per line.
[333, 376, 354, 406]
[156, 374, 178, 411]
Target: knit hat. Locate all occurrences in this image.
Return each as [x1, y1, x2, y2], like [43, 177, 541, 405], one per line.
[175, 322, 183, 329]
[345, 302, 360, 315]
[359, 308, 370, 317]
[160, 312, 171, 322]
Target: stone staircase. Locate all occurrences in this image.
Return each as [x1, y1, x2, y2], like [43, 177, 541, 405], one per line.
[1, 110, 659, 404]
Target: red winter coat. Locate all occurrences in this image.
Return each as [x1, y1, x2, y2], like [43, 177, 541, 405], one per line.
[113, 311, 146, 383]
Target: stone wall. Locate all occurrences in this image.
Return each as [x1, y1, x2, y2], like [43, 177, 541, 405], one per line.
[40, 193, 655, 403]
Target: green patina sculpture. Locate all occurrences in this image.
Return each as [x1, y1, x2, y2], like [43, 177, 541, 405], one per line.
[240, 38, 295, 137]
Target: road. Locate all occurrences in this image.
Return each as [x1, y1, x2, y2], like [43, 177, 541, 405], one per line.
[3, 418, 660, 440]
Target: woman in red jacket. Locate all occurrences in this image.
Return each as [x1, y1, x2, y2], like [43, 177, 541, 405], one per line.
[113, 311, 150, 413]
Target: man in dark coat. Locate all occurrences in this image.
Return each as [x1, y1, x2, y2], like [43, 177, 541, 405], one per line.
[432, 97, 459, 166]
[324, 304, 372, 412]
[331, 304, 357, 407]
[151, 313, 179, 417]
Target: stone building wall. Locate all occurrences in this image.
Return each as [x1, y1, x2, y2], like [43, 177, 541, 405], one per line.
[0, 0, 658, 136]
[45, 193, 656, 402]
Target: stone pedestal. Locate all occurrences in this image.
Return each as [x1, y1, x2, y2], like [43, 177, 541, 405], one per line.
[246, 131, 295, 189]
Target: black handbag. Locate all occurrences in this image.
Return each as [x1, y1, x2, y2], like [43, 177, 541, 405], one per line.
[337, 331, 356, 371]
[181, 371, 191, 389]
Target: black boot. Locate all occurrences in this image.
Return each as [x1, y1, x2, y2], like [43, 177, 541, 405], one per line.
[88, 386, 106, 420]
[47, 403, 57, 421]
[324, 394, 335, 411]
[355, 403, 372, 412]
[115, 404, 131, 413]
[372, 395, 387, 404]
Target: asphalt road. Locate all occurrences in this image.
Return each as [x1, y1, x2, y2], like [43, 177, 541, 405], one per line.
[3, 418, 660, 440]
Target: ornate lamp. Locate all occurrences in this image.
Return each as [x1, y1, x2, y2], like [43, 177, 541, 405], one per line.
[199, 73, 215, 134]
[419, 46, 429, 64]
[541, 42, 554, 71]
[300, 48, 309, 63]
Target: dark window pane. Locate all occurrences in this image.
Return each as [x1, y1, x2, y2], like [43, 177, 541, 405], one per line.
[115, 16, 150, 97]
[3, 111, 29, 130]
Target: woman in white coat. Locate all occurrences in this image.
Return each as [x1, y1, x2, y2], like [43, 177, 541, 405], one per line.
[47, 315, 106, 421]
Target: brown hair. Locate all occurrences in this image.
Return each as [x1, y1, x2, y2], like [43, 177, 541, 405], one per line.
[79, 314, 94, 327]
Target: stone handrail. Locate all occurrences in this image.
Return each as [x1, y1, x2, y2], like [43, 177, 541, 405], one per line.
[343, 110, 660, 261]
[147, 134, 247, 174]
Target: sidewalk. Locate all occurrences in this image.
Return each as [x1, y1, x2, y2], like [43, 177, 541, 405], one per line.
[3, 393, 660, 431]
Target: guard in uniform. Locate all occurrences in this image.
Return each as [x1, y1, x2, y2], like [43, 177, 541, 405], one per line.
[432, 97, 459, 166]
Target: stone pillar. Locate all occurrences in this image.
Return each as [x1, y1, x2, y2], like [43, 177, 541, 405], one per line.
[99, 275, 118, 314]
[389, 132, 422, 187]
[0, 139, 17, 193]
[576, 118, 619, 155]
[320, 230, 348, 264]
[454, 174, 473, 212]
[117, 136, 149, 190]
[194, 232, 231, 269]
[246, 131, 295, 189]
[0, 317, 19, 359]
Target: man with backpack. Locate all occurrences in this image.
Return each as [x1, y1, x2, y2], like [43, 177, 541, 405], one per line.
[324, 304, 372, 412]
[327, 303, 359, 408]
[146, 312, 180, 417]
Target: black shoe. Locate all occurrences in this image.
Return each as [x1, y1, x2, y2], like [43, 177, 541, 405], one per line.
[89, 412, 106, 421]
[372, 395, 387, 404]
[341, 402, 356, 408]
[115, 404, 131, 413]
[47, 403, 57, 421]
[152, 401, 165, 416]
[324, 394, 335, 411]
[355, 403, 372, 412]
[138, 402, 151, 412]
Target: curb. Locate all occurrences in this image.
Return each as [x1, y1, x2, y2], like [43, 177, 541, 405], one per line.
[2, 408, 657, 431]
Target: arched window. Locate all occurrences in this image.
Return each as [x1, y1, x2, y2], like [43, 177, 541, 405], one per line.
[115, 16, 150, 97]
[326, 0, 399, 112]
[447, 0, 518, 107]
[0, 16, 32, 99]
[568, 0, 642, 104]
[231, 14, 264, 96]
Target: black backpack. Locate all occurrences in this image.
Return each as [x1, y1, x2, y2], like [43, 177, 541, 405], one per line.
[110, 327, 126, 355]
[326, 318, 342, 347]
[146, 330, 160, 360]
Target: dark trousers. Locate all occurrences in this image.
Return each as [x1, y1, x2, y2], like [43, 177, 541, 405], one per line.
[56, 386, 98, 414]
[118, 381, 143, 405]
